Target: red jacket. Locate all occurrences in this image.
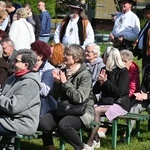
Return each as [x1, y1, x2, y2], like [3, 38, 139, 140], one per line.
[128, 62, 140, 97]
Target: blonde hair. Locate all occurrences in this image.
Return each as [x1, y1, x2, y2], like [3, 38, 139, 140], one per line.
[104, 47, 125, 71]
[16, 8, 28, 18]
[0, 1, 6, 8]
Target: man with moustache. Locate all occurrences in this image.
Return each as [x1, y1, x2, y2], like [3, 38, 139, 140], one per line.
[54, 0, 94, 49]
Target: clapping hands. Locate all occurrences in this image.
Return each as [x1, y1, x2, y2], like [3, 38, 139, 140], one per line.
[52, 69, 67, 84]
[98, 69, 107, 85]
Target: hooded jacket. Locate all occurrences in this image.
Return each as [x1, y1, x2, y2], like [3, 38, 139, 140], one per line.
[85, 57, 105, 86]
[0, 72, 41, 135]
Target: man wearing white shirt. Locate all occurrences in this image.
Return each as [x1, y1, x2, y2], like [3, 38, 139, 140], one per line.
[54, 1, 94, 49]
[109, 0, 140, 51]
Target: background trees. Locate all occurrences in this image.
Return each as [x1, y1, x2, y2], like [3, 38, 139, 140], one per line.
[9, 0, 73, 18]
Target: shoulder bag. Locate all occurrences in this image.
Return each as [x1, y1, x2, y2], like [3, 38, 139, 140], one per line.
[57, 99, 88, 116]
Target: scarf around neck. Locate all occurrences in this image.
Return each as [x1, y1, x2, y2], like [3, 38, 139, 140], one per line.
[66, 63, 81, 79]
[14, 69, 30, 77]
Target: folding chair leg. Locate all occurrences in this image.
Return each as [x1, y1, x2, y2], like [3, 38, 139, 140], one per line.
[60, 138, 65, 150]
[112, 119, 118, 150]
[14, 138, 20, 150]
[135, 120, 140, 137]
[126, 119, 131, 144]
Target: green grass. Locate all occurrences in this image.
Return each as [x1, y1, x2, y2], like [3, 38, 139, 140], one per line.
[20, 119, 150, 149]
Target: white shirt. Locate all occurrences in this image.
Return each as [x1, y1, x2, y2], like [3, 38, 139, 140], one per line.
[9, 18, 35, 50]
[54, 16, 94, 49]
[111, 10, 140, 41]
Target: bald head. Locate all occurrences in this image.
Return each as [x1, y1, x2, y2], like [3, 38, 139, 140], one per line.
[37, 1, 45, 11]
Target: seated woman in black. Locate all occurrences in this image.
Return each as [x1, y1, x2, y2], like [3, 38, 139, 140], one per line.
[84, 47, 130, 149]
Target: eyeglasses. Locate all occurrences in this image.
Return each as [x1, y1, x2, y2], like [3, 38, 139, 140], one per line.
[14, 58, 23, 63]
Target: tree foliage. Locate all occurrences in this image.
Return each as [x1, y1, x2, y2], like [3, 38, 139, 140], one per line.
[8, 0, 55, 17]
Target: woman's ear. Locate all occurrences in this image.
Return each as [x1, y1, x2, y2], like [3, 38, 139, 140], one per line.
[25, 62, 29, 68]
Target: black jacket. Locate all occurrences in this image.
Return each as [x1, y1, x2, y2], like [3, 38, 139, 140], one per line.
[32, 12, 41, 40]
[93, 67, 130, 111]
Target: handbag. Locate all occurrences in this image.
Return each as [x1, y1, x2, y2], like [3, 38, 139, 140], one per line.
[99, 97, 114, 105]
[57, 99, 88, 116]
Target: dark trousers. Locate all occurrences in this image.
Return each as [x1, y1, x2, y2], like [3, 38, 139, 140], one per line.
[0, 124, 15, 149]
[38, 110, 84, 150]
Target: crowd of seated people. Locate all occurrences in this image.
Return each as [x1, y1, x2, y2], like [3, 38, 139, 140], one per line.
[1, 0, 150, 150]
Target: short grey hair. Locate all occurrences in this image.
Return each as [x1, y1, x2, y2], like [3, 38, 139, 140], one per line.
[86, 43, 100, 57]
[104, 46, 125, 71]
[64, 44, 85, 63]
[17, 49, 37, 70]
[1, 37, 14, 49]
[120, 49, 134, 61]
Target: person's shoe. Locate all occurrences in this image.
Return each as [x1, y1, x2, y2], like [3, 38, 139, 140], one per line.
[93, 140, 100, 148]
[117, 137, 126, 144]
[97, 131, 106, 138]
[83, 143, 94, 150]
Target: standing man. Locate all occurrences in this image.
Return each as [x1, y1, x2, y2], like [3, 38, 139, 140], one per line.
[133, 4, 150, 69]
[37, 1, 51, 43]
[109, 0, 140, 51]
[54, 0, 94, 49]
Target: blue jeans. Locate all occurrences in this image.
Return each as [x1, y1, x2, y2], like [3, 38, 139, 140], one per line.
[39, 36, 50, 43]
[0, 124, 15, 135]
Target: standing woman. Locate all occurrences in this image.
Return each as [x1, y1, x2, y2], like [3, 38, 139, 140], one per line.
[38, 44, 94, 150]
[84, 47, 130, 149]
[9, 8, 35, 50]
[31, 40, 56, 116]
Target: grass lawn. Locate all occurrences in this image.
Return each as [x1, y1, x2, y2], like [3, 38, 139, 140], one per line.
[20, 118, 150, 150]
[20, 44, 146, 150]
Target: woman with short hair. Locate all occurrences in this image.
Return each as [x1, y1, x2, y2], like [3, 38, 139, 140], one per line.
[38, 44, 95, 150]
[120, 49, 140, 98]
[0, 49, 41, 148]
[31, 40, 56, 116]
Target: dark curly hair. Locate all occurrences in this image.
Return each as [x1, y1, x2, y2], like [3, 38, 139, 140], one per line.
[31, 40, 51, 61]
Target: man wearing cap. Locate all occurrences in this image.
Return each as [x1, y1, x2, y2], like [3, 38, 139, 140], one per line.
[133, 3, 150, 69]
[54, 1, 94, 49]
[109, 0, 140, 51]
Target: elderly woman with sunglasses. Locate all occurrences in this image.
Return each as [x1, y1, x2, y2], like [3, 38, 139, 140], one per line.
[38, 44, 94, 150]
[84, 47, 130, 150]
[0, 49, 41, 148]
